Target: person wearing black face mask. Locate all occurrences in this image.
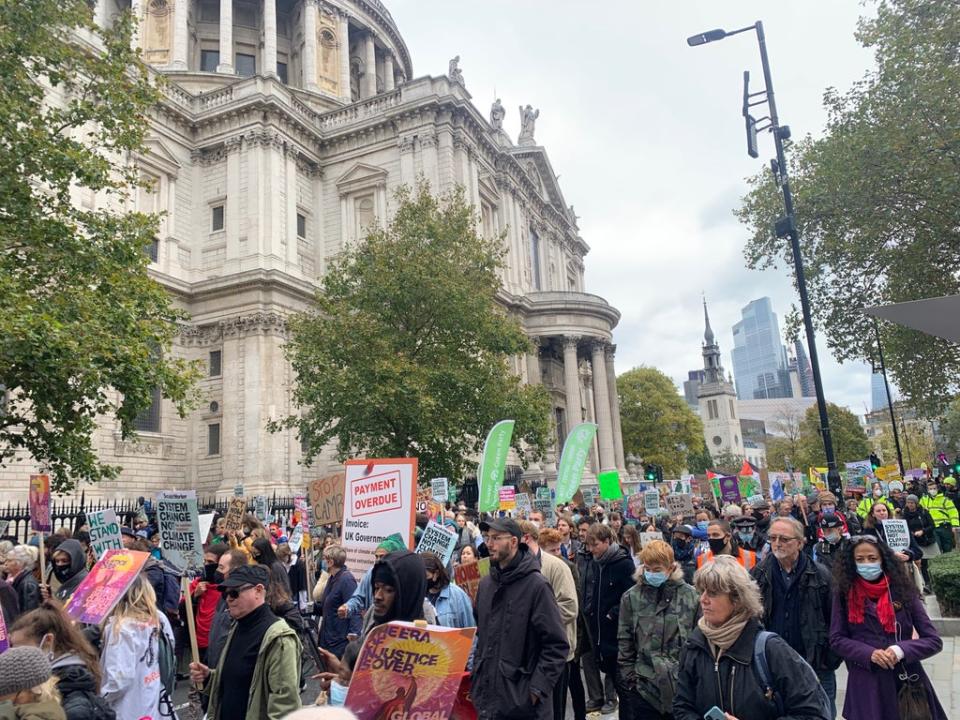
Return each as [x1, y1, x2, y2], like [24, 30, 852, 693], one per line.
[191, 544, 229, 666]
[670, 525, 697, 584]
[205, 547, 248, 671]
[40, 539, 87, 603]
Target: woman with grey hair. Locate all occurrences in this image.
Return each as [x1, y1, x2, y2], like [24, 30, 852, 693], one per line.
[673, 556, 830, 720]
[5, 545, 40, 617]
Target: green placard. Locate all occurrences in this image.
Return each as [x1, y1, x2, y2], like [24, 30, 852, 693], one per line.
[598, 470, 622, 500]
[477, 419, 515, 512]
[555, 422, 598, 504]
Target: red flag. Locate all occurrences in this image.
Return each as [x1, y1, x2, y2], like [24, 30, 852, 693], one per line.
[739, 460, 755, 477]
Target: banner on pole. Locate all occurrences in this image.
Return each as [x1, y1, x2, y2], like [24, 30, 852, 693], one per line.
[65, 550, 150, 625]
[29, 474, 51, 533]
[430, 478, 449, 503]
[310, 472, 346, 526]
[555, 423, 598, 504]
[643, 489, 660, 515]
[157, 490, 202, 573]
[882, 519, 910, 552]
[87, 509, 124, 560]
[478, 420, 515, 512]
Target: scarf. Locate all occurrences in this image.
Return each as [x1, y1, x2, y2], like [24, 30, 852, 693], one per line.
[698, 609, 752, 657]
[848, 575, 896, 634]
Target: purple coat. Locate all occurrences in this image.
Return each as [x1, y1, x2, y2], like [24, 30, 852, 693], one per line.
[829, 590, 947, 720]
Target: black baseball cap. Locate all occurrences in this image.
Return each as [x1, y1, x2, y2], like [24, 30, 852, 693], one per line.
[731, 516, 757, 528]
[219, 564, 270, 589]
[672, 524, 694, 536]
[819, 514, 843, 530]
[120, 527, 137, 538]
[478, 518, 522, 540]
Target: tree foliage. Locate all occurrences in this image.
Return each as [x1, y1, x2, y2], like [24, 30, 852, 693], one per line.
[618, 367, 707, 477]
[796, 403, 872, 470]
[278, 182, 553, 483]
[939, 398, 960, 454]
[0, 2, 199, 492]
[735, 0, 960, 416]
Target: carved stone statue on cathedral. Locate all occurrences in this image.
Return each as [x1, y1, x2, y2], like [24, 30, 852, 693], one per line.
[518, 104, 539, 146]
[490, 98, 505, 130]
[449, 55, 464, 85]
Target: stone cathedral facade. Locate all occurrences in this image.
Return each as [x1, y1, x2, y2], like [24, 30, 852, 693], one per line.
[1, 0, 626, 499]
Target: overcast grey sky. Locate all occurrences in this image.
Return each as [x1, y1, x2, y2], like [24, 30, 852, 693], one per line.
[391, 0, 880, 414]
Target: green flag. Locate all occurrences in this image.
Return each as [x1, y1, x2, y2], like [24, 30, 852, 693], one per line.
[478, 420, 515, 513]
[555, 423, 598, 504]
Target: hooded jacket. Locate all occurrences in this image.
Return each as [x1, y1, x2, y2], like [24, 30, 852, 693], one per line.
[581, 542, 635, 666]
[0, 701, 66, 720]
[617, 566, 699, 713]
[359, 550, 426, 640]
[48, 540, 88, 602]
[473, 545, 569, 720]
[51, 655, 116, 720]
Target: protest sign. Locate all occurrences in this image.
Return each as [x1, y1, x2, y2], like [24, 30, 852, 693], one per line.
[515, 492, 532, 514]
[345, 621, 476, 720]
[431, 478, 449, 503]
[454, 558, 490, 604]
[770, 477, 785, 501]
[581, 486, 598, 508]
[626, 492, 645, 520]
[555, 422, 598, 503]
[478, 420, 515, 513]
[415, 520, 458, 566]
[198, 513, 215, 544]
[718, 475, 741, 504]
[341, 458, 417, 580]
[498, 486, 516, 511]
[233, 484, 244, 497]
[643, 489, 660, 515]
[415, 486, 433, 514]
[598, 470, 623, 500]
[309, 472, 346, 526]
[157, 490, 202, 573]
[882, 519, 911, 552]
[533, 497, 556, 524]
[0, 604, 7, 653]
[0, 520, 9, 537]
[253, 495, 268, 523]
[665, 493, 695, 517]
[224, 497, 246, 533]
[65, 550, 150, 624]
[29, 474, 51, 533]
[536, 486, 552, 501]
[288, 524, 304, 554]
[87, 509, 123, 560]
[845, 460, 873, 493]
[640, 532, 663, 548]
[875, 464, 902, 484]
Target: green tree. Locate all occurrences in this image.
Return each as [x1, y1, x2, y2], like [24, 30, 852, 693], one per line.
[0, 2, 199, 493]
[762, 405, 805, 471]
[873, 419, 936, 470]
[686, 443, 714, 475]
[618, 367, 706, 477]
[277, 182, 552, 483]
[939, 397, 960, 454]
[796, 403, 871, 470]
[710, 450, 746, 476]
[735, 0, 960, 417]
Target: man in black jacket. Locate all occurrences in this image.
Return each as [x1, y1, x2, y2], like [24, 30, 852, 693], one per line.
[750, 516, 839, 719]
[474, 518, 568, 720]
[581, 523, 634, 715]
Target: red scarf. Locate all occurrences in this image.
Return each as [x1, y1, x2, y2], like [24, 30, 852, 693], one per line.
[847, 575, 896, 634]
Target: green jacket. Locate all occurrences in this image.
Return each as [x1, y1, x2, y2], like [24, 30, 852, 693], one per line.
[206, 616, 303, 720]
[0, 700, 66, 720]
[616, 568, 700, 713]
[856, 495, 895, 520]
[920, 493, 960, 527]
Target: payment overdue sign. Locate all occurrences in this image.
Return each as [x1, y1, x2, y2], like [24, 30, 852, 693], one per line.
[342, 458, 417, 580]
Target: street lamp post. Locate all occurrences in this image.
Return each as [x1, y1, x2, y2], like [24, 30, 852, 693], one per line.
[688, 21, 842, 496]
[872, 317, 905, 474]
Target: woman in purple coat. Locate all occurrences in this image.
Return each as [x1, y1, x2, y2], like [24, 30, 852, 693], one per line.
[829, 535, 947, 720]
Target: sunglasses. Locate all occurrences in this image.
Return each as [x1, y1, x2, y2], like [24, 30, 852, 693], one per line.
[220, 584, 256, 599]
[849, 535, 879, 544]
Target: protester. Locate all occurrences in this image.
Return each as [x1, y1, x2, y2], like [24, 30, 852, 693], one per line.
[39, 540, 87, 605]
[317, 545, 361, 659]
[252, 537, 292, 595]
[189, 564, 303, 720]
[581, 523, 634, 715]
[903, 493, 939, 592]
[276, 543, 309, 611]
[6, 546, 40, 619]
[856, 482, 896, 520]
[556, 516, 581, 560]
[473, 518, 568, 720]
[617, 539, 699, 720]
[829, 535, 947, 719]
[100, 573, 175, 720]
[0, 646, 66, 720]
[673, 556, 830, 720]
[696, 520, 757, 569]
[422, 552, 475, 630]
[360, 550, 428, 642]
[919, 479, 959, 553]
[862, 501, 924, 569]
[10, 601, 115, 720]
[337, 535, 407, 619]
[205, 547, 250, 670]
[811, 514, 849, 574]
[190, 544, 228, 665]
[669, 524, 697, 584]
[457, 544, 477, 565]
[750, 516, 839, 718]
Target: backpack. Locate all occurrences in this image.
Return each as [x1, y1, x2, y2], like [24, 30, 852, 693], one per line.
[158, 563, 183, 615]
[752, 630, 784, 717]
[156, 625, 178, 717]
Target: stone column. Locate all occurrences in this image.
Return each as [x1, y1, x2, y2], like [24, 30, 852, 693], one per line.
[383, 52, 395, 91]
[361, 31, 376, 98]
[302, 0, 318, 90]
[526, 336, 541, 385]
[562, 336, 582, 436]
[337, 11, 351, 102]
[94, 0, 110, 29]
[217, 0, 234, 72]
[605, 345, 626, 471]
[263, 0, 278, 77]
[170, 0, 189, 69]
[130, 0, 143, 49]
[590, 340, 617, 472]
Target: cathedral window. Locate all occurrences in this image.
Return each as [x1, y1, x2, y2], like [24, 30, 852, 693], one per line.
[209, 350, 222, 377]
[707, 399, 718, 420]
[134, 386, 162, 433]
[201, 49, 220, 72]
[297, 213, 307, 239]
[211, 204, 224, 232]
[277, 61, 288, 84]
[199, 0, 219, 21]
[236, 53, 256, 77]
[208, 423, 221, 455]
[729, 399, 736, 419]
[355, 195, 375, 237]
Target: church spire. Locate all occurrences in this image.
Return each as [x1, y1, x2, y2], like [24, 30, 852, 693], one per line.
[703, 297, 715, 345]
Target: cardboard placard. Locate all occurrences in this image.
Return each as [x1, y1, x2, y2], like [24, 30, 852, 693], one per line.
[430, 478, 449, 503]
[29, 474, 51, 533]
[64, 550, 150, 625]
[640, 532, 663, 548]
[157, 490, 202, 573]
[453, 557, 490, 604]
[310, 472, 346, 526]
[415, 520, 458, 566]
[882, 518, 911, 552]
[644, 490, 661, 515]
[224, 497, 247, 534]
[665, 494, 695, 517]
[87, 509, 124, 560]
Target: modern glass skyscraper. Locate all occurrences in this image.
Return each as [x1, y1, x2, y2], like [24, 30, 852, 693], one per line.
[793, 340, 815, 398]
[730, 297, 794, 400]
[871, 372, 892, 411]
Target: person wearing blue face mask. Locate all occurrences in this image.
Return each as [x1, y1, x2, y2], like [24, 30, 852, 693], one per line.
[617, 539, 699, 720]
[829, 536, 947, 720]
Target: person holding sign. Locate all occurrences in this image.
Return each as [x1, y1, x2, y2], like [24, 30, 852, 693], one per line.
[829, 536, 947, 720]
[862, 502, 922, 564]
[41, 540, 87, 603]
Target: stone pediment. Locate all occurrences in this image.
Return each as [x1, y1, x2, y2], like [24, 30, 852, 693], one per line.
[335, 162, 388, 194]
[140, 137, 182, 177]
[509, 147, 566, 209]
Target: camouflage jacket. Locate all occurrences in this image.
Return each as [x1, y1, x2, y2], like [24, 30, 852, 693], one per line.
[616, 567, 700, 713]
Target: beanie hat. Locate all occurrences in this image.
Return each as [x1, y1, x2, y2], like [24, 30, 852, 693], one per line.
[906, 494, 919, 504]
[0, 646, 52, 696]
[818, 491, 838, 506]
[376, 534, 407, 553]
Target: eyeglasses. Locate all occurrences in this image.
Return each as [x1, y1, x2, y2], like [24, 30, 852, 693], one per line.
[849, 535, 879, 544]
[220, 584, 255, 600]
[766, 535, 800, 544]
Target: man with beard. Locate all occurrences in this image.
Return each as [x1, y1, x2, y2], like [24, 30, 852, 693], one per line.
[359, 549, 427, 641]
[473, 518, 568, 720]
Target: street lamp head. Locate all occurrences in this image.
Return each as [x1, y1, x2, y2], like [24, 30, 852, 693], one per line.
[687, 29, 727, 46]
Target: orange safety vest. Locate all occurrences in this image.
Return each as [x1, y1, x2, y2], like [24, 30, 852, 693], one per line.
[696, 547, 757, 571]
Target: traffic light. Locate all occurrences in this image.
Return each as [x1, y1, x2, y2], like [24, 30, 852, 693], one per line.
[644, 465, 657, 482]
[870, 453, 882, 471]
[953, 456, 960, 476]
[656, 465, 664, 483]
